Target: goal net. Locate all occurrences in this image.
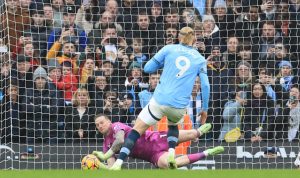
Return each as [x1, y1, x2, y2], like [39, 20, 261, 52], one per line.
[0, 0, 300, 170]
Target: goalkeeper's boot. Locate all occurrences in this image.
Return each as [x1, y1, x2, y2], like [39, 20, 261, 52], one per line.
[167, 152, 177, 169]
[206, 146, 224, 156]
[110, 159, 123, 171]
[197, 123, 212, 136]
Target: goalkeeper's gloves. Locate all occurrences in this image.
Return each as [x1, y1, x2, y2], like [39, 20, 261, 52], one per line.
[92, 149, 114, 161]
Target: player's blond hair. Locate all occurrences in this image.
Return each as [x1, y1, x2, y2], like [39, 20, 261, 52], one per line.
[178, 26, 195, 45]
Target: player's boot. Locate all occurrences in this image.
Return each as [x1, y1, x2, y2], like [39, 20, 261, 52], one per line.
[197, 123, 212, 135]
[167, 152, 177, 169]
[206, 146, 224, 156]
[109, 159, 123, 171]
[294, 153, 300, 168]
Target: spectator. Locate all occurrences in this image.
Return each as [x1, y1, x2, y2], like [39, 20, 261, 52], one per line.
[87, 70, 108, 109]
[276, 60, 299, 93]
[103, 90, 120, 122]
[260, 0, 277, 20]
[43, 3, 57, 28]
[242, 82, 276, 142]
[47, 58, 62, 85]
[75, 1, 99, 34]
[206, 46, 235, 139]
[119, 92, 136, 125]
[46, 35, 80, 74]
[21, 66, 64, 143]
[202, 15, 222, 58]
[1, 81, 24, 143]
[2, 0, 30, 51]
[51, 0, 65, 28]
[49, 61, 78, 103]
[47, 5, 87, 51]
[223, 36, 240, 69]
[65, 87, 98, 142]
[163, 24, 179, 46]
[285, 85, 300, 141]
[23, 2, 51, 60]
[218, 90, 247, 141]
[235, 1, 263, 40]
[254, 21, 282, 61]
[194, 23, 206, 55]
[128, 38, 149, 65]
[164, 6, 180, 27]
[125, 61, 148, 100]
[10, 55, 33, 96]
[235, 61, 253, 91]
[79, 54, 95, 85]
[213, 0, 235, 38]
[187, 76, 202, 127]
[138, 72, 161, 109]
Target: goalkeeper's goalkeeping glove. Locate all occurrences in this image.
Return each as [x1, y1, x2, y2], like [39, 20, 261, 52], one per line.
[92, 149, 114, 161]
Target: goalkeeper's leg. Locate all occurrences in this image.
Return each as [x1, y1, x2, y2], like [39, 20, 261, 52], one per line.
[177, 123, 212, 143]
[157, 146, 224, 169]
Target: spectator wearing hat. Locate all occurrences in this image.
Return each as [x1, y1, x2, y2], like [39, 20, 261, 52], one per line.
[47, 5, 87, 52]
[206, 46, 235, 139]
[202, 15, 223, 58]
[49, 60, 78, 103]
[276, 60, 299, 93]
[20, 66, 64, 143]
[22, 2, 51, 60]
[213, 0, 235, 38]
[46, 33, 80, 74]
[119, 92, 137, 125]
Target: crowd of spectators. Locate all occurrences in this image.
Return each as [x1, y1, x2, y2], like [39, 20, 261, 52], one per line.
[0, 0, 300, 144]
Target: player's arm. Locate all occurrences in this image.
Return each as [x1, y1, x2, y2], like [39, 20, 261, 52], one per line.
[144, 58, 163, 73]
[144, 46, 167, 73]
[198, 61, 210, 124]
[93, 130, 125, 161]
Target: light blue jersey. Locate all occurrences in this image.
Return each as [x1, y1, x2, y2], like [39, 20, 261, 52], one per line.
[144, 44, 210, 111]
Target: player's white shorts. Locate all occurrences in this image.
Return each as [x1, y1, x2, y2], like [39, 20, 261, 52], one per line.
[138, 98, 186, 126]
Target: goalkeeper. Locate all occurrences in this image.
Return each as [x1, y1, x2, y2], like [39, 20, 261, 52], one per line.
[111, 26, 210, 170]
[92, 114, 223, 169]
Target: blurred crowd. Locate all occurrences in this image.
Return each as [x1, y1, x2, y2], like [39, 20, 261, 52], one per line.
[0, 0, 300, 144]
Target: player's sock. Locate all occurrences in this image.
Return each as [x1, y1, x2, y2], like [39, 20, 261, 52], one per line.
[118, 129, 140, 161]
[167, 125, 179, 169]
[167, 125, 179, 149]
[187, 152, 206, 164]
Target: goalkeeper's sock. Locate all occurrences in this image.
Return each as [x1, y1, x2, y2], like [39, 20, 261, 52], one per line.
[118, 129, 140, 161]
[187, 152, 206, 164]
[167, 125, 179, 149]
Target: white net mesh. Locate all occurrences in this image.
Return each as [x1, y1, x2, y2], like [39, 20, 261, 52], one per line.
[0, 0, 300, 170]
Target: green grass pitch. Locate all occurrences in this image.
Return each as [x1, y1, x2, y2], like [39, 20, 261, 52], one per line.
[0, 170, 299, 178]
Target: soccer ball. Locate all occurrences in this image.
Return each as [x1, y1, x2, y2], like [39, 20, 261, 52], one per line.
[81, 154, 101, 170]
